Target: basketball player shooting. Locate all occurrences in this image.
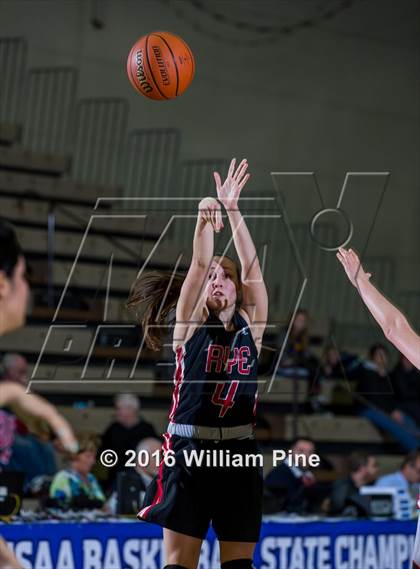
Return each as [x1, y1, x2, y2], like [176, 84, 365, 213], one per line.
[128, 158, 268, 569]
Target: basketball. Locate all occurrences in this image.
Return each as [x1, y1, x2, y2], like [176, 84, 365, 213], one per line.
[127, 31, 195, 101]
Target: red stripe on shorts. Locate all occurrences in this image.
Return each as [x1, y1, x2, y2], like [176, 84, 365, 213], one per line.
[138, 432, 172, 520]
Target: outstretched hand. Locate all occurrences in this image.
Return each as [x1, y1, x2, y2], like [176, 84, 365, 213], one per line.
[336, 247, 372, 288]
[214, 158, 250, 210]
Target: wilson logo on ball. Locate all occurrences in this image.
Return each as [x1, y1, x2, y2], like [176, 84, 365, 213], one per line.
[135, 50, 153, 94]
[127, 31, 195, 101]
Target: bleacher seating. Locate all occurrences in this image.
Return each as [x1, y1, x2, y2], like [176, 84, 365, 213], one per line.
[1, 35, 416, 480]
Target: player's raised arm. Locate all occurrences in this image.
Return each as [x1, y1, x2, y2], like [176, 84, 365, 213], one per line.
[175, 197, 223, 331]
[214, 158, 268, 352]
[0, 381, 78, 452]
[337, 247, 420, 369]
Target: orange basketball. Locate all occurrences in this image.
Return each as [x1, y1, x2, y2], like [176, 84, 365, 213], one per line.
[127, 31, 195, 101]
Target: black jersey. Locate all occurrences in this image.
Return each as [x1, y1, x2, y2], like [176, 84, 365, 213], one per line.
[169, 310, 259, 427]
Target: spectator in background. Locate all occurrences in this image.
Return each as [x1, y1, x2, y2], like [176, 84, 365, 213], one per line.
[376, 451, 420, 502]
[309, 345, 359, 413]
[275, 309, 319, 382]
[329, 451, 379, 516]
[1, 353, 28, 385]
[391, 354, 420, 427]
[49, 434, 105, 509]
[106, 437, 161, 515]
[99, 394, 158, 490]
[355, 344, 420, 452]
[321, 345, 359, 380]
[1, 353, 57, 491]
[264, 437, 322, 514]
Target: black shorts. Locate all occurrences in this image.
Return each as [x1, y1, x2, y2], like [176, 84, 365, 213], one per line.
[138, 433, 263, 542]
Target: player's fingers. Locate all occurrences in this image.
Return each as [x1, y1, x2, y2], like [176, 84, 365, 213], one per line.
[234, 159, 247, 181]
[228, 158, 236, 178]
[216, 208, 223, 231]
[238, 173, 250, 191]
[214, 172, 222, 191]
[210, 207, 217, 230]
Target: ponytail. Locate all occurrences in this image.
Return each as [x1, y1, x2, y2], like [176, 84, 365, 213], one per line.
[126, 271, 185, 351]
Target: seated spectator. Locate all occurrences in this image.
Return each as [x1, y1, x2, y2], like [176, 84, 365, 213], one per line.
[355, 344, 420, 452]
[376, 450, 420, 503]
[106, 437, 161, 515]
[391, 354, 420, 427]
[276, 310, 319, 379]
[99, 394, 158, 490]
[0, 353, 28, 385]
[321, 345, 359, 380]
[329, 451, 379, 516]
[49, 434, 105, 509]
[264, 437, 322, 514]
[1, 353, 57, 490]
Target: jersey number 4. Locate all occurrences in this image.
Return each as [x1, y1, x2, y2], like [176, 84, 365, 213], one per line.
[211, 381, 239, 418]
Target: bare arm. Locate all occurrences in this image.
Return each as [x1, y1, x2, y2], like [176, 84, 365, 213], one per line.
[174, 198, 222, 347]
[0, 537, 21, 569]
[337, 247, 420, 369]
[0, 382, 78, 451]
[215, 159, 268, 352]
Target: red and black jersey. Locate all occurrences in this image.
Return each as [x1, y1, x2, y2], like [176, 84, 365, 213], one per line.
[169, 310, 259, 427]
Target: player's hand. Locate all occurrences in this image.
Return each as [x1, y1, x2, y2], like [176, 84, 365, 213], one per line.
[198, 197, 223, 232]
[214, 158, 250, 210]
[56, 424, 79, 454]
[336, 247, 372, 288]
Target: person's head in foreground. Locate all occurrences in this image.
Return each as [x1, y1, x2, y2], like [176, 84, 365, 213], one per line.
[1, 353, 28, 385]
[0, 219, 29, 336]
[400, 450, 420, 484]
[348, 451, 379, 487]
[114, 393, 140, 428]
[126, 254, 241, 351]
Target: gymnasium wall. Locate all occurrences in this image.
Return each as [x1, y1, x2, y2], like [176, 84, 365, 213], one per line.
[0, 0, 418, 316]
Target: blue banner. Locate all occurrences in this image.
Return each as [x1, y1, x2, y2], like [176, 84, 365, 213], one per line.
[0, 518, 417, 569]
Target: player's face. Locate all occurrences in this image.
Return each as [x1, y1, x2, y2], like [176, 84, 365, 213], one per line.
[205, 257, 239, 312]
[0, 257, 29, 335]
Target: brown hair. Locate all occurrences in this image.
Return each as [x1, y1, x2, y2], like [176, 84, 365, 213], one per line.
[126, 270, 186, 351]
[64, 433, 100, 461]
[127, 256, 242, 352]
[348, 451, 371, 473]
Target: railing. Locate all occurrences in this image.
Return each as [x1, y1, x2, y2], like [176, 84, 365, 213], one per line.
[70, 97, 128, 188]
[170, 158, 229, 250]
[22, 67, 78, 155]
[0, 37, 27, 125]
[122, 127, 181, 201]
